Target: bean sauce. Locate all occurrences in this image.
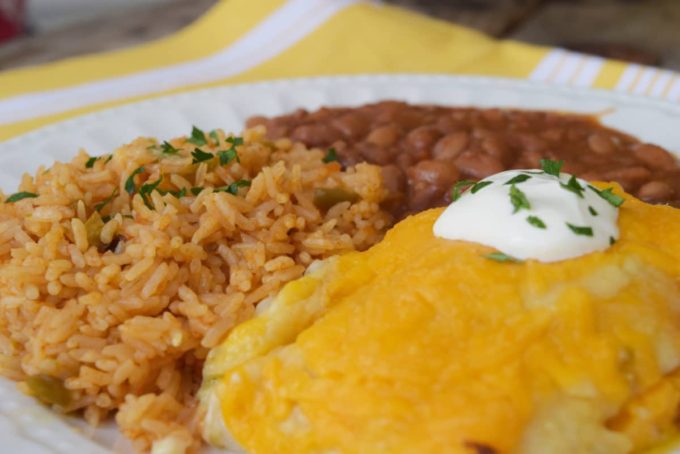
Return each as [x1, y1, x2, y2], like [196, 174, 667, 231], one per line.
[247, 102, 680, 218]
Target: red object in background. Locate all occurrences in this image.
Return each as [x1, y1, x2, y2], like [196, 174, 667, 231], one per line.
[0, 0, 26, 43]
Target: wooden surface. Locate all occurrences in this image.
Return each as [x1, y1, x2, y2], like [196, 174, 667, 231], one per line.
[389, 0, 546, 36]
[510, 0, 680, 69]
[0, 0, 678, 71]
[391, 0, 678, 69]
[0, 0, 216, 70]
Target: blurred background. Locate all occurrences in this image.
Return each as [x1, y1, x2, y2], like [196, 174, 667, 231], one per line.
[0, 0, 678, 71]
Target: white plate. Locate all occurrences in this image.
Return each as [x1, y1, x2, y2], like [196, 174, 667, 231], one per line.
[1, 74, 679, 453]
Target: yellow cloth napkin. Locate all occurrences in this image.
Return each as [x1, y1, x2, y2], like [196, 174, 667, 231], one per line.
[0, 0, 677, 142]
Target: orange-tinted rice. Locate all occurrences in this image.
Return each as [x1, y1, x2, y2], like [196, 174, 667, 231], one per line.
[0, 126, 391, 451]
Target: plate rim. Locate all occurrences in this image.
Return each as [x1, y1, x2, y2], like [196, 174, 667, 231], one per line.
[4, 73, 680, 151]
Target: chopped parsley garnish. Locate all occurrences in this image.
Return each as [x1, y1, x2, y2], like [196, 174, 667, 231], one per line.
[566, 223, 593, 237]
[187, 126, 207, 146]
[158, 187, 187, 198]
[588, 206, 598, 216]
[191, 187, 204, 196]
[226, 136, 244, 147]
[215, 179, 251, 195]
[560, 175, 585, 198]
[509, 184, 531, 213]
[451, 180, 492, 201]
[126, 167, 169, 208]
[5, 191, 38, 203]
[526, 215, 547, 229]
[216, 136, 243, 165]
[485, 252, 522, 263]
[588, 185, 625, 208]
[226, 137, 243, 162]
[191, 148, 214, 164]
[139, 177, 162, 195]
[451, 180, 475, 201]
[139, 177, 163, 209]
[209, 130, 220, 144]
[540, 159, 564, 177]
[609, 236, 617, 245]
[170, 188, 187, 198]
[218, 149, 238, 165]
[85, 156, 98, 168]
[125, 166, 145, 194]
[161, 141, 179, 155]
[94, 188, 119, 212]
[85, 155, 111, 168]
[322, 147, 338, 163]
[470, 181, 493, 194]
[504, 174, 531, 185]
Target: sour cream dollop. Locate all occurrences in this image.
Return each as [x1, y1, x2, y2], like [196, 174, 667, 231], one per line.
[433, 169, 621, 262]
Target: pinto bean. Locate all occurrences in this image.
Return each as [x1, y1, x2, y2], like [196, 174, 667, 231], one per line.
[567, 127, 588, 141]
[372, 101, 409, 123]
[433, 132, 469, 161]
[270, 125, 291, 139]
[541, 128, 565, 142]
[357, 143, 393, 166]
[245, 116, 267, 128]
[332, 113, 369, 140]
[637, 181, 673, 202]
[515, 134, 547, 154]
[407, 159, 459, 187]
[366, 124, 401, 147]
[396, 152, 414, 170]
[518, 150, 544, 169]
[455, 152, 504, 179]
[291, 124, 342, 147]
[381, 164, 407, 196]
[394, 110, 427, 130]
[587, 133, 616, 155]
[435, 116, 461, 133]
[406, 126, 442, 154]
[602, 166, 652, 192]
[337, 148, 363, 167]
[482, 136, 515, 166]
[481, 108, 505, 125]
[406, 160, 460, 212]
[632, 143, 678, 169]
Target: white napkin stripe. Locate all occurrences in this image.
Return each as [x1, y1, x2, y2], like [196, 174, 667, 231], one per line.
[614, 64, 680, 101]
[632, 67, 659, 95]
[649, 71, 674, 98]
[532, 50, 680, 102]
[529, 49, 603, 88]
[668, 78, 680, 101]
[615, 64, 641, 92]
[572, 56, 604, 87]
[552, 53, 583, 84]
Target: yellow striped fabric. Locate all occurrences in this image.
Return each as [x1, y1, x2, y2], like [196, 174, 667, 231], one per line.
[0, 0, 677, 141]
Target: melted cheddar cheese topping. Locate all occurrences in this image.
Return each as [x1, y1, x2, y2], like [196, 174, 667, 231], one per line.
[201, 186, 680, 454]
